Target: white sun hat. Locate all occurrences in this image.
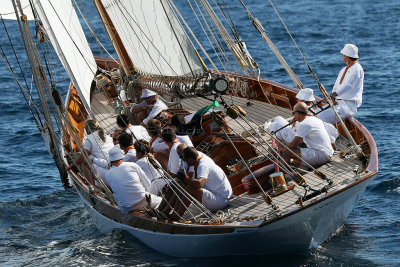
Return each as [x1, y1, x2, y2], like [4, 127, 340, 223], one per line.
[340, 44, 359, 58]
[140, 89, 157, 98]
[108, 146, 124, 162]
[296, 88, 315, 102]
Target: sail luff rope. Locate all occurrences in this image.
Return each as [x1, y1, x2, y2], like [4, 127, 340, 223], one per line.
[187, 0, 232, 74]
[0, 43, 41, 127]
[198, 0, 250, 76]
[192, 0, 237, 74]
[203, 0, 262, 75]
[237, 0, 303, 89]
[16, 0, 112, 190]
[168, 0, 220, 72]
[214, 0, 259, 77]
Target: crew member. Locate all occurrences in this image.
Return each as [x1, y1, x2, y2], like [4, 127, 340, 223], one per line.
[282, 103, 334, 167]
[118, 132, 137, 162]
[270, 88, 339, 149]
[131, 89, 168, 126]
[163, 147, 232, 220]
[134, 140, 166, 196]
[105, 146, 162, 214]
[116, 114, 150, 142]
[317, 44, 364, 124]
[161, 128, 181, 177]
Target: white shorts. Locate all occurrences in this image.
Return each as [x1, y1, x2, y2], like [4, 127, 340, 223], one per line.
[149, 178, 169, 196]
[300, 148, 331, 167]
[94, 164, 109, 187]
[317, 100, 357, 124]
[202, 189, 230, 211]
[119, 194, 162, 214]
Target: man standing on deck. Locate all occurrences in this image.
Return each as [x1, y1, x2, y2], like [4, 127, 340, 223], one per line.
[317, 44, 364, 124]
[130, 89, 168, 126]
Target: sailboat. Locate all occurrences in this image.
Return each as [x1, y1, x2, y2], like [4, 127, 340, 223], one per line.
[0, 0, 377, 257]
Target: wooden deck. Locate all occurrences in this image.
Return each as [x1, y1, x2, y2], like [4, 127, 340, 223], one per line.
[89, 89, 367, 224]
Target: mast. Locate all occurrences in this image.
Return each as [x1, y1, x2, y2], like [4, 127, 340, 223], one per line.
[92, 0, 135, 76]
[12, 0, 69, 188]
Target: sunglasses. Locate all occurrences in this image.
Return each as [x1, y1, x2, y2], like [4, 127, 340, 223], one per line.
[292, 111, 307, 115]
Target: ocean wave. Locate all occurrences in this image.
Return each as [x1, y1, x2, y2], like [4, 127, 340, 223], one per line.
[369, 177, 400, 194]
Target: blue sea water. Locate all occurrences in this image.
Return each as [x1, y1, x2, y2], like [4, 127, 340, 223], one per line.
[1, 0, 399, 266]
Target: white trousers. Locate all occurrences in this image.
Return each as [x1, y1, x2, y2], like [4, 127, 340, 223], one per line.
[317, 100, 357, 124]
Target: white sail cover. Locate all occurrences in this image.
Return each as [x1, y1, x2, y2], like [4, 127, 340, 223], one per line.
[102, 0, 204, 77]
[34, 0, 97, 112]
[0, 1, 34, 20]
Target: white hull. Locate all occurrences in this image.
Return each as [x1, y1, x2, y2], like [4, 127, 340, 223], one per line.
[76, 174, 375, 257]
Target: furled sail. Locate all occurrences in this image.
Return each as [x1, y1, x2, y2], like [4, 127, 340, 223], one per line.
[0, 0, 34, 20]
[101, 0, 205, 77]
[34, 0, 97, 112]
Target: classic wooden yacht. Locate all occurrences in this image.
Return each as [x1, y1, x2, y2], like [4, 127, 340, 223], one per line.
[1, 0, 377, 257]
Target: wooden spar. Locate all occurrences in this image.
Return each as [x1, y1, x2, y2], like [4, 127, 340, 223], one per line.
[12, 0, 69, 187]
[92, 0, 135, 75]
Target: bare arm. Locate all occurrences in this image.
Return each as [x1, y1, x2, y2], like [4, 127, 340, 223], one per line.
[288, 136, 303, 149]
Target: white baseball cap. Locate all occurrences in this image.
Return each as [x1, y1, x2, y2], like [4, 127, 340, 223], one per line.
[140, 89, 157, 98]
[340, 44, 359, 58]
[296, 88, 315, 102]
[108, 146, 124, 162]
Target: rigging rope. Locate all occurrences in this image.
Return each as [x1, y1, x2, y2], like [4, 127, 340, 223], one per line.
[238, 0, 304, 89]
[267, 0, 361, 152]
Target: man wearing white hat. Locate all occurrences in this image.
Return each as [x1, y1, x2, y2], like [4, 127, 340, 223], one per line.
[105, 146, 162, 214]
[131, 89, 168, 126]
[317, 44, 364, 124]
[269, 88, 339, 149]
[296, 88, 315, 106]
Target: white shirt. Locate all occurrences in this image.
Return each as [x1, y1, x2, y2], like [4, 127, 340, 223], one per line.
[105, 162, 151, 208]
[167, 141, 181, 175]
[136, 157, 162, 182]
[83, 130, 114, 160]
[123, 148, 137, 162]
[196, 156, 233, 199]
[177, 135, 193, 147]
[332, 62, 364, 108]
[142, 98, 168, 125]
[152, 136, 167, 153]
[295, 116, 334, 157]
[151, 135, 193, 152]
[126, 125, 151, 143]
[119, 88, 127, 102]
